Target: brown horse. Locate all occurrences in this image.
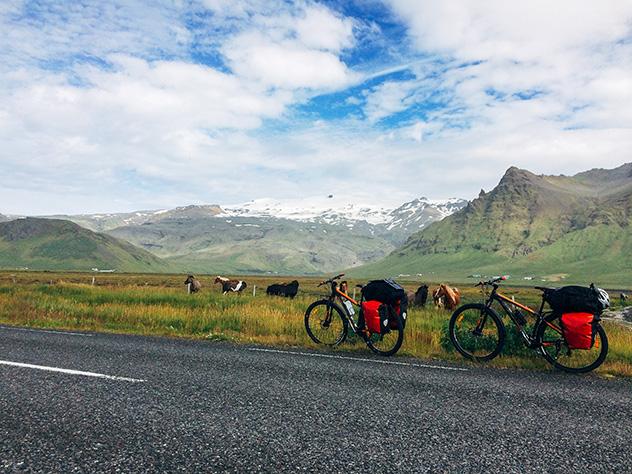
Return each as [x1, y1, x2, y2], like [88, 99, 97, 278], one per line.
[214, 276, 247, 295]
[432, 284, 461, 310]
[184, 275, 202, 293]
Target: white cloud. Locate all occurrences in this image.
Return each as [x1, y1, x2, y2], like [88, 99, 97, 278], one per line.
[0, 1, 364, 214]
[1, 0, 631, 216]
[219, 3, 357, 90]
[0, 55, 300, 214]
[201, 0, 283, 19]
[0, 1, 191, 72]
[363, 80, 415, 122]
[388, 0, 632, 63]
[374, 0, 632, 179]
[295, 4, 354, 53]
[223, 31, 355, 90]
[384, 0, 632, 124]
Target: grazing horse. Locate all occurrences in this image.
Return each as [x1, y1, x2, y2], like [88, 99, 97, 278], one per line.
[413, 284, 429, 307]
[184, 275, 201, 293]
[214, 276, 247, 295]
[266, 280, 300, 299]
[433, 284, 461, 310]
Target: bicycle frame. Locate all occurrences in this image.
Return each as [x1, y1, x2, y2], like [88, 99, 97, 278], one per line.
[484, 284, 562, 348]
[327, 284, 360, 333]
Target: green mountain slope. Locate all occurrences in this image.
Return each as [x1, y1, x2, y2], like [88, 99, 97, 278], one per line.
[0, 218, 170, 272]
[108, 216, 395, 275]
[354, 163, 632, 286]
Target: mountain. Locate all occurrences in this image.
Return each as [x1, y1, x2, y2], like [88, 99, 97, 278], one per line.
[385, 197, 467, 233]
[47, 205, 223, 233]
[102, 197, 465, 274]
[44, 196, 465, 237]
[355, 163, 632, 286]
[0, 196, 466, 275]
[221, 196, 467, 235]
[0, 218, 169, 272]
[109, 216, 395, 275]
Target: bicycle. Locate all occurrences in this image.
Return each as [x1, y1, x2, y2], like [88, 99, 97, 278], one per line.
[304, 274, 404, 356]
[448, 276, 608, 373]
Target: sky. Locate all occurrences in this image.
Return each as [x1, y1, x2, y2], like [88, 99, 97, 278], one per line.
[1, 0, 632, 215]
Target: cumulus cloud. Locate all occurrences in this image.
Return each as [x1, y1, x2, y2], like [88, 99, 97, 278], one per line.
[0, 55, 295, 211]
[365, 0, 632, 177]
[295, 4, 354, 52]
[388, 0, 632, 62]
[1, 0, 631, 215]
[384, 0, 632, 124]
[0, 1, 363, 214]
[220, 3, 357, 90]
[223, 31, 355, 89]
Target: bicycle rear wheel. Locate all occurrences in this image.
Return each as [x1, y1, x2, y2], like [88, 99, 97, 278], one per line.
[304, 300, 348, 346]
[365, 315, 404, 357]
[449, 304, 505, 361]
[537, 314, 608, 373]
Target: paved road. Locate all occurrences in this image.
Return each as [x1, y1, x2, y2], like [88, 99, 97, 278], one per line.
[0, 326, 630, 473]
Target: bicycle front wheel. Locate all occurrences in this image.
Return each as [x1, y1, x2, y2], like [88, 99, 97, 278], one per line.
[304, 300, 348, 346]
[366, 315, 404, 357]
[537, 314, 608, 373]
[449, 304, 505, 362]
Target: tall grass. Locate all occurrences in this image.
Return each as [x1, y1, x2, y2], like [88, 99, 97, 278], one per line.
[0, 272, 631, 376]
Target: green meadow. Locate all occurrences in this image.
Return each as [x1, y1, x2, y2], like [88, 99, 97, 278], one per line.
[1, 271, 631, 377]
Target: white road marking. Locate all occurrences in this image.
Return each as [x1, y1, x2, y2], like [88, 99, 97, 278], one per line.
[0, 360, 145, 383]
[248, 348, 468, 372]
[0, 326, 93, 337]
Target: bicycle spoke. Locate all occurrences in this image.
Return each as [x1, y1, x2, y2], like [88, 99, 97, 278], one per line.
[305, 302, 346, 346]
[450, 304, 504, 361]
[538, 317, 608, 373]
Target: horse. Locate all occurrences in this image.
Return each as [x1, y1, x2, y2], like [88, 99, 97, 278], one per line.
[266, 280, 299, 299]
[432, 284, 461, 310]
[184, 275, 201, 293]
[413, 284, 429, 307]
[214, 276, 247, 295]
[432, 287, 444, 309]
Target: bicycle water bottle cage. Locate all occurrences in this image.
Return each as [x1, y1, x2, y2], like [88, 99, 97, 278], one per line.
[514, 310, 527, 326]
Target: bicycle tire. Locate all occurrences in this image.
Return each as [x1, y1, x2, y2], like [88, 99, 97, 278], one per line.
[449, 303, 506, 362]
[304, 300, 348, 347]
[537, 313, 608, 374]
[365, 313, 404, 357]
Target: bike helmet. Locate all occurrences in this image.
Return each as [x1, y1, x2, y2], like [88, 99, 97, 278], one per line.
[596, 287, 610, 310]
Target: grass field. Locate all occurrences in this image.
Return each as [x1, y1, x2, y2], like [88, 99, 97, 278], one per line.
[1, 271, 631, 377]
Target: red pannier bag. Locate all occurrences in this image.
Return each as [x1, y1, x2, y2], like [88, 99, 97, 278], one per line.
[388, 301, 402, 330]
[560, 312, 596, 350]
[362, 300, 385, 334]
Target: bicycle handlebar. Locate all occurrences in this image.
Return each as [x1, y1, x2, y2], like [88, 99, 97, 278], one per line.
[317, 273, 345, 287]
[476, 275, 507, 287]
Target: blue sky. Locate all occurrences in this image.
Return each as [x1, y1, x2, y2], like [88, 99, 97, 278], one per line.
[1, 0, 632, 214]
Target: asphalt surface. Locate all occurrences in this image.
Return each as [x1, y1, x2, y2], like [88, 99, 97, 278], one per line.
[1, 326, 631, 473]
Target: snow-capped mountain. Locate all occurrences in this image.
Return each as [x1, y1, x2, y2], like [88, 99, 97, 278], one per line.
[44, 205, 223, 232]
[222, 196, 467, 233]
[386, 197, 468, 232]
[5, 196, 466, 237]
[222, 197, 392, 225]
[2, 195, 468, 274]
